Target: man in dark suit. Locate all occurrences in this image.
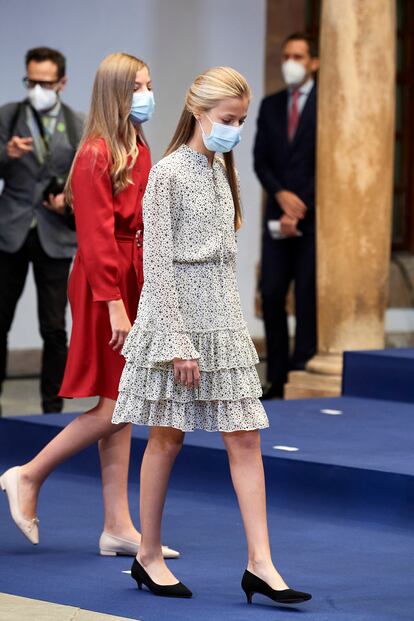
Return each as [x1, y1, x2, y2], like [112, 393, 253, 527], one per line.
[254, 33, 319, 399]
[0, 47, 83, 413]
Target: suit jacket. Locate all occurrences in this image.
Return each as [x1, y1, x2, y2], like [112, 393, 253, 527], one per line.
[0, 100, 84, 258]
[253, 84, 317, 236]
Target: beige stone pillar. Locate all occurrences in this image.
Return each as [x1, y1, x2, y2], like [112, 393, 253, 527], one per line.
[285, 0, 396, 399]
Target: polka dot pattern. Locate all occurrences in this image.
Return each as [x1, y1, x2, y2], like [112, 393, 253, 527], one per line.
[112, 144, 269, 432]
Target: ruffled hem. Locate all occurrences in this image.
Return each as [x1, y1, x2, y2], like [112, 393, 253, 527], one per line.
[122, 325, 259, 371]
[119, 364, 262, 402]
[112, 396, 269, 432]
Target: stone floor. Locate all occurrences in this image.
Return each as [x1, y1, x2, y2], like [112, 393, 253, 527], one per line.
[1, 378, 97, 418]
[0, 593, 138, 621]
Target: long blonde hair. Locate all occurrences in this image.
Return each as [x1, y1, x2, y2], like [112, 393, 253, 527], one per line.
[66, 52, 148, 202]
[165, 67, 251, 230]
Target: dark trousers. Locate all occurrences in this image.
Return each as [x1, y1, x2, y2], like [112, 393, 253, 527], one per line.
[0, 228, 71, 412]
[260, 233, 317, 391]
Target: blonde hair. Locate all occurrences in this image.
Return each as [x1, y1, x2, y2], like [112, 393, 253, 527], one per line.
[66, 52, 148, 202]
[165, 66, 251, 230]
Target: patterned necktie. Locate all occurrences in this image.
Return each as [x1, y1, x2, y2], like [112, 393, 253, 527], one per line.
[288, 89, 300, 141]
[41, 115, 54, 144]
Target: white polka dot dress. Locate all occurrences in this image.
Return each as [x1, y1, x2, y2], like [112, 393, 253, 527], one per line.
[112, 144, 269, 432]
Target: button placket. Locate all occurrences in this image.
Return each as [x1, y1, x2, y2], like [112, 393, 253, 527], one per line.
[211, 164, 225, 269]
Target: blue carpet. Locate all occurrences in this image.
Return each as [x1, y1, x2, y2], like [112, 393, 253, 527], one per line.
[343, 348, 414, 403]
[1, 396, 414, 620]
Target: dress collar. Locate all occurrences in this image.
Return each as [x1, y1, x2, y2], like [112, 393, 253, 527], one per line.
[180, 143, 219, 170]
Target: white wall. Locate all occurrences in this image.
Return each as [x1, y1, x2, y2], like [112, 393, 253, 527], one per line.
[0, 0, 266, 349]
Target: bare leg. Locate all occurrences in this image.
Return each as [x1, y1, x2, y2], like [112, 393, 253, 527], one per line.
[99, 423, 141, 539]
[221, 429, 289, 590]
[18, 397, 130, 526]
[138, 426, 184, 584]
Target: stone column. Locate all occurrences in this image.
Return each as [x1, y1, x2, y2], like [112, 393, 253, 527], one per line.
[285, 0, 396, 399]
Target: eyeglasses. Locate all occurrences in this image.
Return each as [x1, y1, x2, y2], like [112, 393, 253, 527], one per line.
[22, 77, 60, 90]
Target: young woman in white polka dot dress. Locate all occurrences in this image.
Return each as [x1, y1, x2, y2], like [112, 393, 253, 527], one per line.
[112, 67, 311, 606]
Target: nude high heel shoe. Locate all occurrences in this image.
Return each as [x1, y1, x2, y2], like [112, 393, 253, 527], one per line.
[0, 466, 39, 545]
[99, 532, 180, 559]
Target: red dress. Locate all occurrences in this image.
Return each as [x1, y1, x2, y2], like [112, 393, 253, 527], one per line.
[59, 137, 151, 400]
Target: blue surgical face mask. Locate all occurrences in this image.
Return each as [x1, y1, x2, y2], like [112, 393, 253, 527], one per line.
[130, 90, 155, 124]
[199, 114, 242, 153]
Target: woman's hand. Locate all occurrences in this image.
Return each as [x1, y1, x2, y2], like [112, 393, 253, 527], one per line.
[107, 300, 132, 352]
[136, 228, 143, 248]
[173, 358, 200, 388]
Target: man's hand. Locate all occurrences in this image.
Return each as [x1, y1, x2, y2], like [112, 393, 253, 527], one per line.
[275, 190, 307, 220]
[280, 214, 300, 237]
[43, 193, 66, 215]
[6, 136, 33, 159]
[173, 358, 200, 389]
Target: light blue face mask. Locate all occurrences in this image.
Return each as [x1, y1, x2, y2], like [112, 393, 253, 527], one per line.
[199, 114, 242, 153]
[130, 90, 155, 124]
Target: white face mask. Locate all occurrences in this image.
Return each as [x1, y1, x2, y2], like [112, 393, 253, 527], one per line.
[281, 60, 307, 87]
[28, 84, 58, 112]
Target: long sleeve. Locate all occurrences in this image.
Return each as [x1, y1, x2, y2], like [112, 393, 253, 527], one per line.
[253, 100, 284, 196]
[141, 166, 199, 362]
[72, 145, 121, 303]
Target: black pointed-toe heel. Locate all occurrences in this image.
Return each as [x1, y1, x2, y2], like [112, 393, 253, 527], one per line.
[241, 570, 311, 605]
[131, 558, 192, 598]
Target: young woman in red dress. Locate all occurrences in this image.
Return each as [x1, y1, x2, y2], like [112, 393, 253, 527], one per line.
[0, 53, 179, 559]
